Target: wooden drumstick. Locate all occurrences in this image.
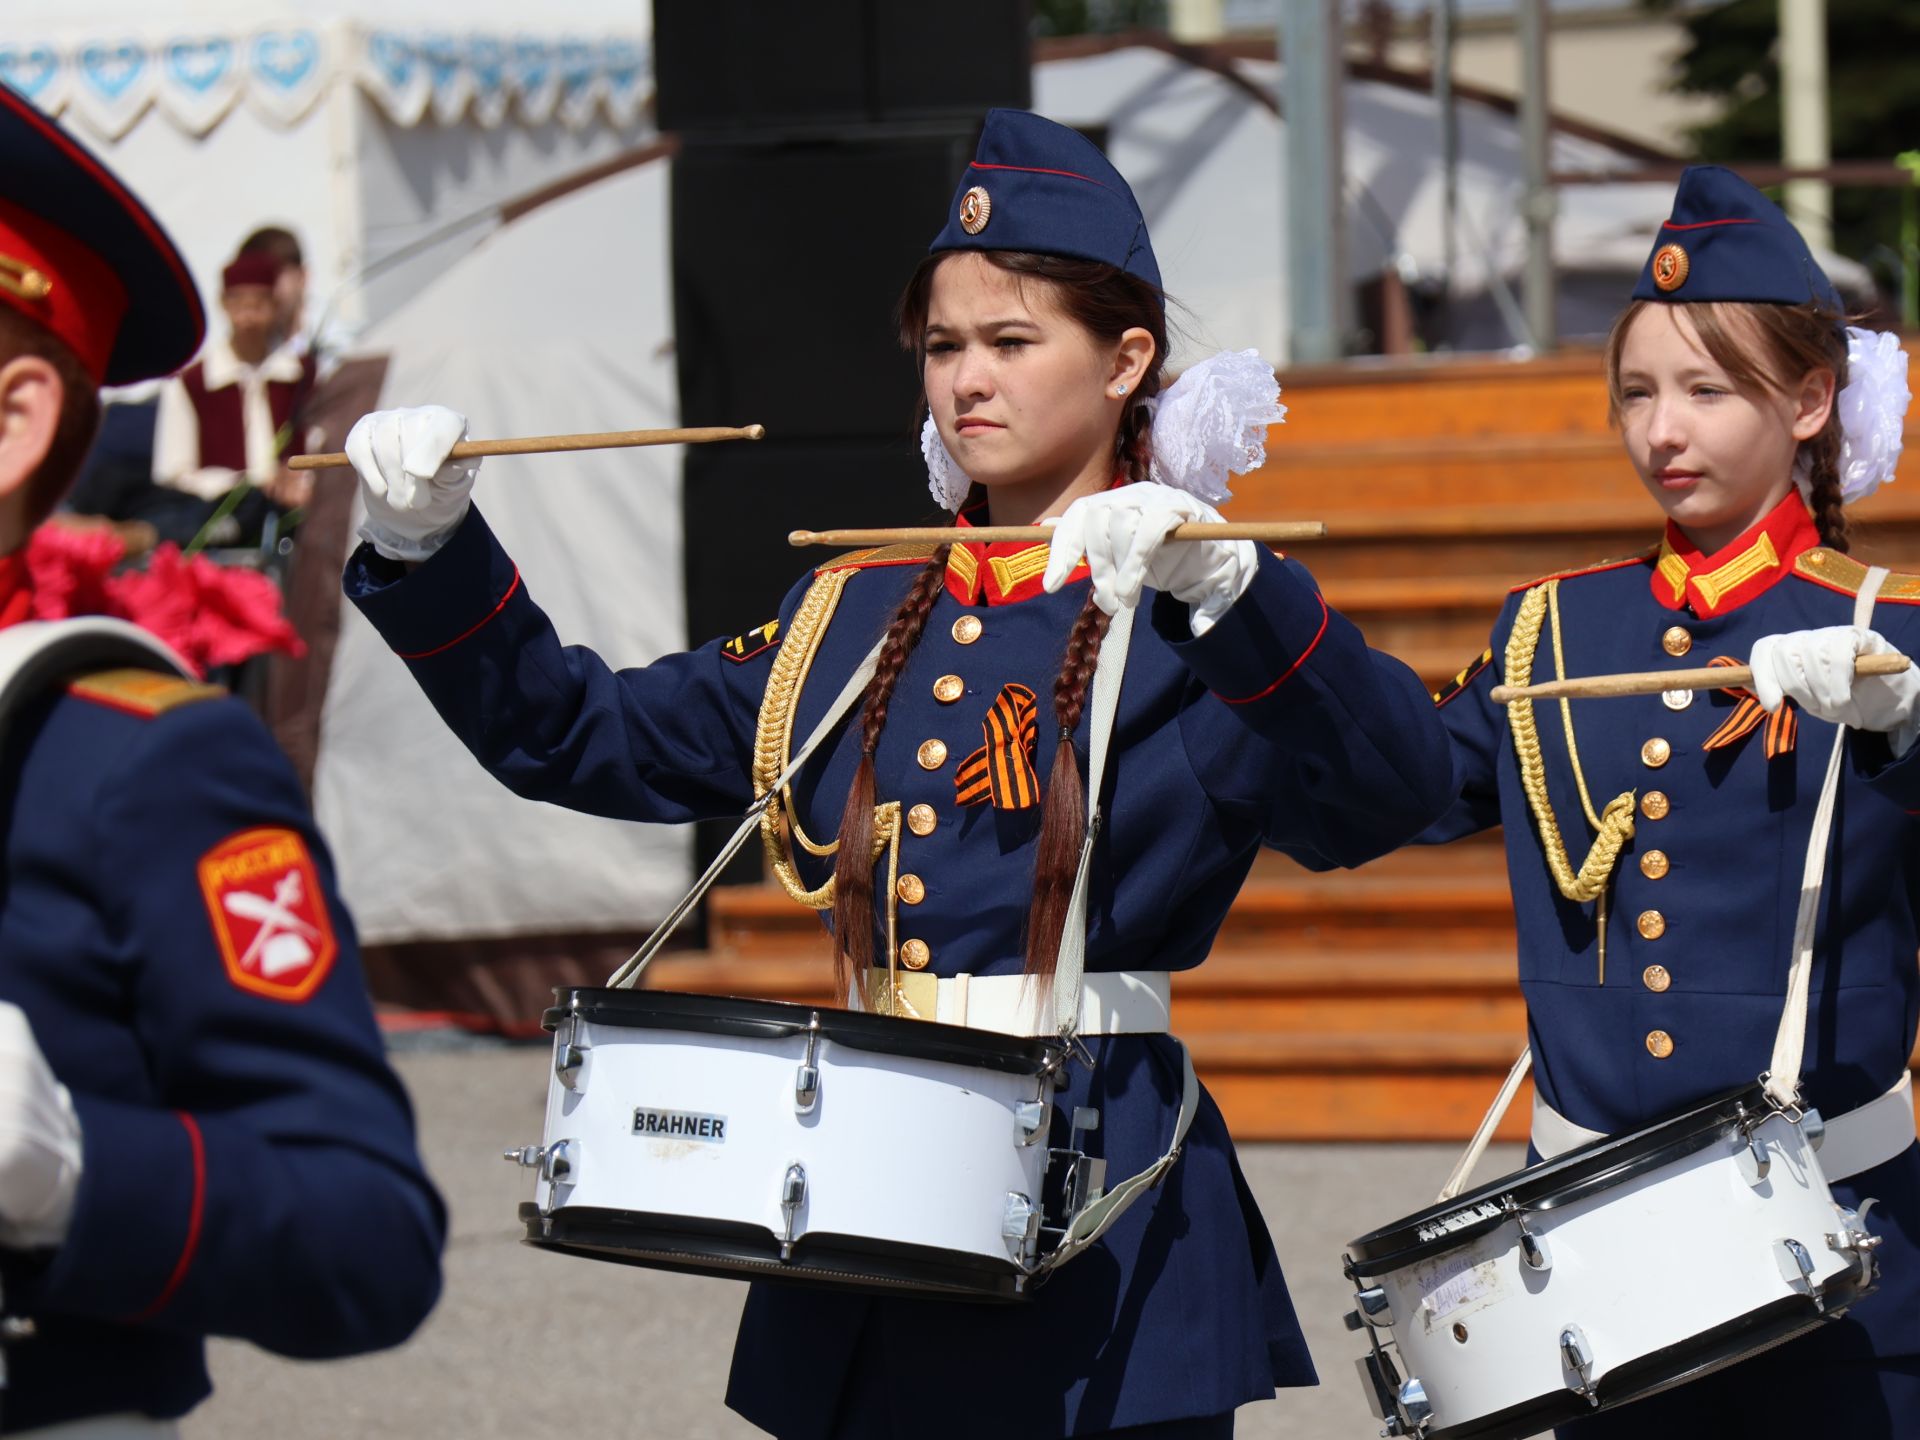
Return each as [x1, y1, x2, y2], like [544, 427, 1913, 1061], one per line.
[288, 423, 766, 471]
[1491, 653, 1913, 704]
[789, 521, 1327, 548]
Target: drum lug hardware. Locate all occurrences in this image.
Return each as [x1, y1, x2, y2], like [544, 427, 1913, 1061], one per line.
[1014, 1100, 1048, 1147]
[1510, 1206, 1551, 1272]
[1776, 1236, 1822, 1309]
[1390, 1376, 1432, 1436]
[794, 1013, 822, 1115]
[1002, 1191, 1040, 1265]
[1559, 1323, 1598, 1404]
[1736, 1129, 1772, 1187]
[1827, 1200, 1884, 1283]
[778, 1162, 807, 1261]
[554, 1014, 589, 1092]
[523, 1138, 577, 1217]
[1349, 1285, 1394, 1329]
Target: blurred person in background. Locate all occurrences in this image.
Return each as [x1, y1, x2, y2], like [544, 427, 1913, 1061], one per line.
[150, 252, 315, 547]
[0, 85, 444, 1436]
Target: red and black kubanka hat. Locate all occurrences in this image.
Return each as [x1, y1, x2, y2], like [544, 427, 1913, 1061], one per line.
[929, 108, 1162, 291]
[0, 83, 203, 384]
[1632, 164, 1843, 313]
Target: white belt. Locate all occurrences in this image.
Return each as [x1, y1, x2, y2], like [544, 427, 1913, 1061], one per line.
[1533, 1070, 1916, 1183]
[863, 969, 1173, 1037]
[13, 1418, 179, 1439]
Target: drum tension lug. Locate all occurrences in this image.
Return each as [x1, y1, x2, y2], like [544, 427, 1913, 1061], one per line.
[794, 1013, 822, 1115]
[778, 1162, 807, 1262]
[554, 1013, 589, 1092]
[1775, 1237, 1823, 1311]
[1559, 1322, 1598, 1405]
[1827, 1199, 1885, 1284]
[1349, 1285, 1394, 1329]
[1502, 1198, 1551, 1272]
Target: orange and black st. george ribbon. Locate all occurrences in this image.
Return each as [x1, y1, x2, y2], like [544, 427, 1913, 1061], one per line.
[955, 683, 1041, 809]
[1701, 654, 1797, 759]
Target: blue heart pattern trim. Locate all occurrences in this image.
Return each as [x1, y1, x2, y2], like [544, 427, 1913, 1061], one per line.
[251, 31, 319, 92]
[366, 33, 414, 91]
[0, 44, 58, 99]
[167, 37, 234, 95]
[79, 40, 146, 102]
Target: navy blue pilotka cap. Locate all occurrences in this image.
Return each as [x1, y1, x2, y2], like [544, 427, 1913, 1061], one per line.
[1632, 164, 1842, 313]
[930, 108, 1162, 291]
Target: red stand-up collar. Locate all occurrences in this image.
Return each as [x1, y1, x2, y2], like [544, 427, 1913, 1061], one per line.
[1650, 491, 1822, 618]
[943, 501, 1090, 606]
[0, 549, 31, 630]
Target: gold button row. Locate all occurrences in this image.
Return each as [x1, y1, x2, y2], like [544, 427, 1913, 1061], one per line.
[897, 873, 925, 905]
[1637, 909, 1666, 940]
[952, 615, 982, 645]
[1643, 964, 1671, 993]
[917, 738, 948, 770]
[900, 938, 930, 970]
[1641, 790, 1670, 820]
[907, 803, 937, 836]
[1641, 737, 1671, 768]
[933, 674, 965, 704]
[1639, 849, 1669, 880]
[1662, 625, 1692, 658]
[1645, 1029, 1674, 1059]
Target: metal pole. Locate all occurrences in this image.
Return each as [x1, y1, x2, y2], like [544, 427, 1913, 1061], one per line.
[1278, 0, 1349, 363]
[1779, 0, 1832, 252]
[1516, 0, 1556, 351]
[1433, 0, 1457, 333]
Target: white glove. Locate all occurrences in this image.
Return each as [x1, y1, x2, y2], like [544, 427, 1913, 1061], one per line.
[1041, 482, 1258, 636]
[346, 405, 481, 562]
[1749, 626, 1920, 755]
[0, 1003, 82, 1250]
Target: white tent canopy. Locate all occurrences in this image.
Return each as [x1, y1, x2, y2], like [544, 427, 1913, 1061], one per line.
[4, 3, 653, 353]
[312, 156, 688, 947]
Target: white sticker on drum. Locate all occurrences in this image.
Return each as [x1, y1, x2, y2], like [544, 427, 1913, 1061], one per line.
[1410, 1250, 1502, 1330]
[632, 1108, 728, 1142]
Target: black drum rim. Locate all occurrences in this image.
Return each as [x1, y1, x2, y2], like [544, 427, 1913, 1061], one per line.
[1346, 1081, 1782, 1274]
[544, 986, 1066, 1077]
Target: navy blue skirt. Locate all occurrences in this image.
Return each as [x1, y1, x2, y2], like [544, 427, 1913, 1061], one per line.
[724, 1035, 1311, 1440]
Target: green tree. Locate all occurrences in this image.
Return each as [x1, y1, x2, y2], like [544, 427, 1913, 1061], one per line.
[1646, 0, 1920, 296]
[1032, 0, 1169, 36]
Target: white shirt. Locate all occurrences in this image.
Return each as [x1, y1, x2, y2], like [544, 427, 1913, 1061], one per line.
[150, 335, 306, 501]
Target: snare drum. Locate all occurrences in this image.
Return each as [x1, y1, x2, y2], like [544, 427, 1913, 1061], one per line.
[1344, 1083, 1882, 1439]
[505, 988, 1068, 1302]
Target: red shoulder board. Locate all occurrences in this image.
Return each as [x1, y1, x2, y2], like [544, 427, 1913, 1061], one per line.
[196, 828, 338, 1002]
[1508, 547, 1658, 595]
[814, 543, 940, 576]
[68, 668, 223, 718]
[721, 618, 781, 664]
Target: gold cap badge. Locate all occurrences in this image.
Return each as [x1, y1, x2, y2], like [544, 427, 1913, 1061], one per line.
[959, 185, 992, 236]
[1651, 242, 1689, 293]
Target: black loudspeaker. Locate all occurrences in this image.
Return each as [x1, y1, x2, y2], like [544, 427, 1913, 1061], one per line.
[681, 435, 942, 653]
[671, 131, 977, 442]
[653, 1, 1030, 133]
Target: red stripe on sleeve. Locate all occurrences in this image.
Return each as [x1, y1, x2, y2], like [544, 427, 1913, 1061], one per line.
[132, 1112, 206, 1322]
[394, 568, 523, 661]
[1216, 594, 1330, 706]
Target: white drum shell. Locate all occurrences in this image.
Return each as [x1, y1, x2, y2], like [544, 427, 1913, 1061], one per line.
[532, 1017, 1050, 1268]
[1372, 1113, 1854, 1428]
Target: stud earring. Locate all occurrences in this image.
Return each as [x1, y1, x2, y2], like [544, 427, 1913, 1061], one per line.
[1115, 383, 1128, 396]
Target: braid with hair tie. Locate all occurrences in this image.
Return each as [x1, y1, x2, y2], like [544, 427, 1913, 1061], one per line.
[831, 546, 951, 999]
[1025, 595, 1113, 979]
[1805, 430, 1851, 552]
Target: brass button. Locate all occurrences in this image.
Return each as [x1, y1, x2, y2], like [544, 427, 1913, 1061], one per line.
[932, 674, 965, 704]
[951, 616, 983, 645]
[1637, 909, 1666, 940]
[1643, 964, 1672, 993]
[1641, 737, 1671, 768]
[1645, 1029, 1675, 1059]
[1661, 626, 1692, 658]
[1641, 790, 1671, 821]
[1639, 849, 1670, 880]
[900, 938, 930, 970]
[907, 804, 937, 837]
[916, 739, 949, 770]
[897, 873, 925, 905]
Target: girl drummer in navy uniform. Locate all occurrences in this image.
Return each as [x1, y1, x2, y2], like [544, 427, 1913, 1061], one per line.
[1423, 166, 1920, 1435]
[339, 109, 1454, 1437]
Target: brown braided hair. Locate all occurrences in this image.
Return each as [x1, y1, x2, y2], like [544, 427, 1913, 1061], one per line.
[826, 249, 1168, 993]
[1604, 298, 1852, 550]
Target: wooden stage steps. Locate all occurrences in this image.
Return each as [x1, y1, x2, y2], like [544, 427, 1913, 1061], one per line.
[643, 344, 1920, 1143]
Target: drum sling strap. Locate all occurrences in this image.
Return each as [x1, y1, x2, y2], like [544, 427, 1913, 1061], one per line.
[1438, 568, 1908, 1203]
[605, 598, 1199, 1275]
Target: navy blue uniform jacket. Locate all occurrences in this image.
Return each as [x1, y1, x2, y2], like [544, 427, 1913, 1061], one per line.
[1425, 491, 1920, 1364]
[344, 504, 1454, 1436]
[0, 651, 446, 1429]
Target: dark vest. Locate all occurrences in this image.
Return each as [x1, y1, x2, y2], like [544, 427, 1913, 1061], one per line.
[177, 351, 316, 471]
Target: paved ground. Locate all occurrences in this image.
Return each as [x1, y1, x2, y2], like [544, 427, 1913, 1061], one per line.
[181, 1045, 1522, 1439]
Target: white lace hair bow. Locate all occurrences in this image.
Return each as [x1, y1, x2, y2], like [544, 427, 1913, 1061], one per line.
[1796, 326, 1912, 506]
[921, 348, 1287, 512]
